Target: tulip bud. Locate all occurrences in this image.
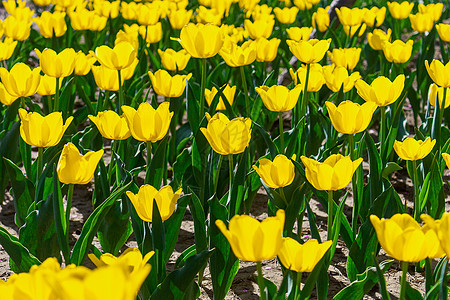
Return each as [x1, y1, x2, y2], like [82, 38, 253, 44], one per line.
[148, 70, 192, 98]
[178, 23, 224, 58]
[287, 38, 331, 64]
[252, 154, 296, 188]
[387, 1, 414, 20]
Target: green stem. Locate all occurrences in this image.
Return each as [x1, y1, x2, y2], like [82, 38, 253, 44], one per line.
[279, 187, 288, 207]
[425, 258, 433, 295]
[240, 66, 250, 117]
[294, 272, 302, 300]
[145, 142, 152, 184]
[256, 261, 266, 300]
[379, 106, 386, 159]
[300, 63, 311, 118]
[65, 184, 74, 235]
[437, 87, 447, 151]
[228, 154, 234, 190]
[107, 140, 118, 186]
[412, 160, 420, 221]
[199, 58, 207, 120]
[117, 70, 123, 113]
[214, 155, 223, 194]
[399, 261, 408, 300]
[327, 190, 333, 241]
[37, 147, 43, 186]
[278, 112, 285, 153]
[348, 134, 358, 239]
[53, 78, 60, 112]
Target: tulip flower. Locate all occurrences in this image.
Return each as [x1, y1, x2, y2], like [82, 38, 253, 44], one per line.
[355, 74, 405, 106]
[177, 23, 224, 58]
[3, 15, 32, 41]
[328, 48, 361, 71]
[244, 18, 275, 39]
[421, 222, 446, 259]
[215, 209, 285, 262]
[120, 1, 138, 20]
[273, 6, 299, 24]
[92, 65, 121, 91]
[36, 75, 63, 96]
[425, 60, 450, 88]
[168, 9, 193, 30]
[335, 7, 364, 27]
[418, 3, 443, 22]
[252, 154, 296, 189]
[323, 66, 360, 93]
[422, 213, 450, 258]
[95, 42, 137, 71]
[69, 8, 108, 31]
[287, 39, 331, 64]
[362, 6, 386, 27]
[312, 6, 330, 32]
[367, 29, 392, 51]
[57, 142, 104, 185]
[0, 38, 17, 61]
[74, 51, 96, 76]
[136, 3, 160, 26]
[254, 37, 280, 62]
[157, 48, 191, 72]
[35, 48, 76, 78]
[325, 101, 377, 135]
[394, 137, 435, 161]
[139, 23, 163, 45]
[409, 12, 434, 33]
[255, 85, 302, 112]
[116, 29, 139, 51]
[0, 83, 18, 106]
[382, 40, 413, 64]
[436, 23, 450, 42]
[126, 185, 182, 222]
[278, 238, 332, 272]
[122, 102, 173, 143]
[88, 248, 154, 275]
[94, 0, 120, 18]
[0, 63, 41, 97]
[428, 84, 450, 109]
[200, 112, 252, 156]
[286, 27, 313, 42]
[18, 109, 73, 148]
[387, 1, 414, 20]
[196, 6, 222, 26]
[148, 70, 192, 98]
[88, 111, 131, 141]
[219, 40, 256, 67]
[33, 11, 67, 38]
[290, 63, 325, 92]
[205, 84, 236, 111]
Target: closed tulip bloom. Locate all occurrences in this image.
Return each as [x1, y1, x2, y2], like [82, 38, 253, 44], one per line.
[254, 37, 280, 62]
[69, 9, 107, 31]
[335, 7, 363, 27]
[362, 6, 386, 27]
[394, 137, 435, 161]
[0, 38, 17, 61]
[323, 66, 360, 93]
[33, 11, 67, 38]
[387, 1, 414, 20]
[409, 12, 434, 33]
[200, 112, 252, 155]
[371, 214, 437, 262]
[74, 51, 96, 76]
[139, 23, 163, 45]
[219, 40, 256, 67]
[355, 74, 405, 106]
[367, 28, 392, 51]
[136, 3, 160, 26]
[94, 0, 120, 19]
[301, 154, 363, 191]
[88, 111, 131, 140]
[116, 29, 139, 51]
[157, 48, 191, 71]
[0, 63, 41, 97]
[126, 185, 182, 222]
[425, 60, 450, 88]
[122, 102, 173, 142]
[420, 222, 446, 259]
[422, 213, 450, 256]
[418, 3, 443, 22]
[382, 40, 413, 63]
[436, 24, 450, 43]
[148, 70, 192, 98]
[252, 154, 296, 188]
[293, 0, 314, 10]
[255, 85, 302, 112]
[120, 1, 138, 20]
[36, 48, 76, 78]
[290, 63, 325, 92]
[168, 9, 193, 30]
[312, 6, 330, 32]
[36, 75, 63, 96]
[244, 19, 275, 39]
[92, 65, 120, 91]
[273, 6, 299, 24]
[287, 39, 331, 64]
[278, 238, 332, 273]
[95, 41, 137, 70]
[428, 84, 450, 109]
[178, 23, 224, 58]
[57, 142, 104, 185]
[326, 101, 377, 134]
[286, 27, 313, 42]
[205, 84, 236, 110]
[0, 83, 18, 105]
[215, 210, 285, 262]
[3, 15, 31, 41]
[328, 48, 361, 71]
[18, 109, 73, 148]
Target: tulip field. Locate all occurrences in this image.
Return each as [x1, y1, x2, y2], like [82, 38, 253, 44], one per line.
[2, 0, 450, 298]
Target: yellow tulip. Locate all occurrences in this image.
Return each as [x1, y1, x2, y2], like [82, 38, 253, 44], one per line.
[69, 8, 107, 31]
[0, 38, 17, 61]
[286, 27, 313, 42]
[115, 30, 139, 52]
[196, 6, 222, 26]
[418, 3, 443, 22]
[278, 238, 332, 272]
[355, 74, 405, 106]
[273, 6, 299, 24]
[409, 12, 434, 33]
[328, 48, 361, 71]
[255, 85, 302, 112]
[36, 48, 76, 78]
[157, 48, 191, 72]
[362, 6, 386, 27]
[436, 23, 450, 43]
[36, 75, 63, 96]
[215, 210, 285, 262]
[168, 9, 193, 30]
[312, 6, 330, 32]
[57, 142, 104, 185]
[95, 42, 137, 71]
[33, 11, 67, 38]
[205, 84, 236, 110]
[287, 38, 331, 64]
[252, 154, 296, 188]
[421, 222, 446, 259]
[200, 112, 252, 155]
[92, 60, 137, 91]
[88, 111, 131, 140]
[343, 23, 367, 38]
[323, 65, 361, 93]
[335, 7, 364, 27]
[219, 40, 256, 67]
[18, 109, 73, 148]
[33, 0, 51, 6]
[126, 185, 182, 222]
[0, 63, 41, 97]
[367, 28, 392, 51]
[289, 63, 325, 92]
[88, 248, 154, 276]
[428, 84, 450, 109]
[3, 0, 27, 15]
[3, 15, 32, 41]
[254, 37, 280, 62]
[139, 23, 163, 45]
[121, 102, 173, 143]
[325, 100, 377, 135]
[74, 51, 96, 76]
[178, 23, 224, 58]
[120, 1, 138, 20]
[382, 40, 413, 64]
[425, 60, 450, 88]
[0, 82, 18, 105]
[244, 18, 275, 39]
[94, 0, 120, 19]
[136, 3, 161, 26]
[148, 70, 192, 98]
[387, 1, 414, 20]
[221, 24, 246, 44]
[301, 154, 362, 191]
[293, 0, 314, 10]
[394, 137, 436, 161]
[422, 213, 450, 258]
[370, 214, 438, 262]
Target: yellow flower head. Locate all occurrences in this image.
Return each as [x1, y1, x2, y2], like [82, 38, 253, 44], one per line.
[273, 6, 299, 24]
[168, 9, 193, 30]
[252, 154, 296, 189]
[325, 100, 377, 134]
[219, 40, 256, 67]
[382, 40, 413, 64]
[74, 51, 96, 76]
[428, 84, 450, 109]
[409, 12, 434, 33]
[422, 213, 450, 258]
[88, 110, 131, 141]
[95, 41, 137, 70]
[278, 238, 332, 272]
[335, 6, 364, 27]
[425, 60, 450, 88]
[362, 6, 386, 27]
[323, 65, 361, 93]
[33, 11, 67, 38]
[88, 248, 154, 276]
[254, 37, 280, 62]
[387, 1, 414, 20]
[0, 82, 18, 105]
[355, 74, 405, 106]
[290, 63, 325, 92]
[36, 48, 77, 78]
[36, 75, 63, 96]
[255, 85, 302, 112]
[0, 63, 41, 97]
[244, 18, 275, 39]
[367, 28, 392, 51]
[205, 84, 236, 111]
[178, 23, 224, 58]
[157, 48, 191, 72]
[0, 38, 17, 61]
[3, 15, 32, 41]
[418, 3, 443, 22]
[287, 38, 331, 64]
[286, 27, 313, 42]
[312, 6, 330, 32]
[393, 137, 436, 161]
[436, 23, 450, 43]
[148, 70, 192, 98]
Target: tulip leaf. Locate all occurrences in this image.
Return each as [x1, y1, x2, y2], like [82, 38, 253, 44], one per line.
[186, 80, 200, 133]
[0, 225, 41, 273]
[173, 148, 192, 187]
[70, 180, 132, 265]
[228, 149, 248, 218]
[381, 162, 402, 179]
[300, 253, 328, 299]
[188, 189, 208, 255]
[0, 122, 21, 201]
[52, 166, 70, 264]
[146, 137, 168, 188]
[364, 132, 383, 206]
[19, 138, 32, 181]
[253, 121, 277, 160]
[419, 152, 443, 218]
[164, 195, 189, 264]
[330, 191, 348, 258]
[174, 244, 196, 269]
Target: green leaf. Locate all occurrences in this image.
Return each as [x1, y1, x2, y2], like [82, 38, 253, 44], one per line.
[174, 244, 196, 269]
[189, 189, 208, 255]
[300, 253, 328, 299]
[252, 121, 278, 160]
[228, 150, 248, 218]
[146, 137, 168, 188]
[0, 122, 21, 201]
[164, 195, 189, 264]
[52, 166, 70, 263]
[382, 162, 402, 179]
